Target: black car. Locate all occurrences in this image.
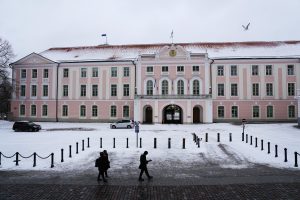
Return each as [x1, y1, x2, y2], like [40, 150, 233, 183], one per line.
[12, 121, 42, 132]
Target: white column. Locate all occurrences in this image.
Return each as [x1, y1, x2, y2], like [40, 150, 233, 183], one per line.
[205, 99, 213, 123]
[134, 99, 141, 122]
[154, 100, 158, 123]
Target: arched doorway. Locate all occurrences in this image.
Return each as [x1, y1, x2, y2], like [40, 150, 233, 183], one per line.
[144, 106, 153, 124]
[193, 106, 203, 123]
[163, 104, 182, 124]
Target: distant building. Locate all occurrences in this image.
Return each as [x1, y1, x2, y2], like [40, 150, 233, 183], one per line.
[10, 41, 300, 124]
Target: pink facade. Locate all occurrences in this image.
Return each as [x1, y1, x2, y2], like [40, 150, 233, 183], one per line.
[10, 41, 300, 123]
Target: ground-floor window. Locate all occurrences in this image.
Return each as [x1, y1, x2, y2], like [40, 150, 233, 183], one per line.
[288, 105, 295, 118]
[20, 105, 25, 116]
[231, 106, 238, 118]
[92, 105, 98, 117]
[80, 105, 86, 117]
[218, 106, 224, 118]
[31, 105, 36, 116]
[253, 106, 260, 118]
[267, 106, 273, 118]
[123, 105, 129, 118]
[42, 105, 48, 116]
[111, 105, 117, 117]
[62, 105, 68, 116]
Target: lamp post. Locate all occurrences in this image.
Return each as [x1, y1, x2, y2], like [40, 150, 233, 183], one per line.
[134, 121, 140, 148]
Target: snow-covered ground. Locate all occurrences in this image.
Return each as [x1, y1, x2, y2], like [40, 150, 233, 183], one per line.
[0, 120, 299, 171]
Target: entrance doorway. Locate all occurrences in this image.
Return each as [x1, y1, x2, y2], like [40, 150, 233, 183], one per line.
[163, 104, 182, 124]
[144, 106, 153, 124]
[193, 106, 203, 123]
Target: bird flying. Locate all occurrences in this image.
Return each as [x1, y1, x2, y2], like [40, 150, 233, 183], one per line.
[242, 23, 250, 31]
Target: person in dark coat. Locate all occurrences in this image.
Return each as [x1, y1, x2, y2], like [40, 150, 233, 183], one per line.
[95, 152, 107, 182]
[103, 150, 110, 178]
[138, 151, 153, 181]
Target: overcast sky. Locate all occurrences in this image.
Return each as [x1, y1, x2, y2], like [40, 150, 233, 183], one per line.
[1, 0, 300, 59]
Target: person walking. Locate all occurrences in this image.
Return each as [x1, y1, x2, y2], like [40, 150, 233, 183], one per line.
[95, 152, 107, 182]
[138, 151, 153, 181]
[103, 150, 110, 178]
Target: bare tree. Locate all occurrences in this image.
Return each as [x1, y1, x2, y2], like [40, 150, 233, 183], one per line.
[0, 37, 15, 118]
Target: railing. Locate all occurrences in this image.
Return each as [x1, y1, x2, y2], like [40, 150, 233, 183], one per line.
[135, 94, 212, 99]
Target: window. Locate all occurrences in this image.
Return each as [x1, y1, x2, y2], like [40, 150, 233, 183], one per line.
[80, 85, 86, 96]
[265, 65, 272, 75]
[146, 80, 153, 95]
[231, 65, 237, 76]
[177, 80, 184, 95]
[43, 85, 48, 97]
[111, 67, 117, 77]
[123, 84, 129, 96]
[80, 105, 86, 117]
[288, 83, 295, 96]
[162, 80, 168, 95]
[123, 67, 129, 77]
[63, 85, 68, 97]
[147, 66, 153, 73]
[252, 83, 259, 96]
[111, 84, 117, 96]
[20, 85, 26, 97]
[123, 105, 129, 118]
[217, 66, 224, 76]
[92, 68, 98, 77]
[162, 66, 168, 72]
[193, 66, 199, 72]
[111, 105, 116, 117]
[31, 85, 37, 97]
[63, 68, 69, 78]
[267, 106, 273, 118]
[193, 80, 200, 95]
[252, 65, 259, 75]
[266, 83, 273, 96]
[42, 105, 48, 116]
[62, 105, 68, 116]
[81, 68, 87, 78]
[92, 85, 98, 96]
[32, 69, 37, 78]
[177, 66, 184, 72]
[43, 69, 49, 78]
[217, 84, 224, 96]
[253, 106, 259, 118]
[231, 106, 238, 118]
[287, 65, 294, 75]
[288, 105, 295, 118]
[92, 105, 98, 117]
[218, 106, 224, 118]
[21, 69, 26, 78]
[20, 105, 25, 116]
[31, 105, 36, 116]
[231, 84, 238, 96]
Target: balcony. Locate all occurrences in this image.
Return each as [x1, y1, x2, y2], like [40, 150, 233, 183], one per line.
[135, 94, 212, 99]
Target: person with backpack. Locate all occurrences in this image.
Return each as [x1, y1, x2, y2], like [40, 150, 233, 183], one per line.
[95, 152, 107, 182]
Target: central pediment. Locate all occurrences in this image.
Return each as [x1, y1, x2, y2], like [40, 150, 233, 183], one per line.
[156, 45, 190, 60]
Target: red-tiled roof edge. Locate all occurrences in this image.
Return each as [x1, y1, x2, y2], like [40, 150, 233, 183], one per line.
[46, 40, 300, 51]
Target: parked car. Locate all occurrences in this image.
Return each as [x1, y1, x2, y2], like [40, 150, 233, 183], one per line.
[110, 120, 134, 129]
[12, 121, 42, 132]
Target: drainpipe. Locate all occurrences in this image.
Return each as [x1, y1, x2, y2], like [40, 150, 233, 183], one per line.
[209, 58, 214, 95]
[55, 63, 60, 122]
[131, 60, 137, 95]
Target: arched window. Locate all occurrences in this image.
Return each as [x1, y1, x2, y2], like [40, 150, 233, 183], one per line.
[146, 80, 153, 95]
[177, 80, 184, 95]
[92, 105, 98, 117]
[193, 80, 200, 95]
[162, 80, 168, 95]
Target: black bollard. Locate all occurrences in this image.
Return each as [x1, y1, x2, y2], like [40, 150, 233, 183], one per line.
[229, 133, 232, 142]
[33, 152, 37, 167]
[255, 137, 258, 148]
[246, 134, 248, 143]
[261, 140, 264, 151]
[284, 148, 288, 162]
[126, 138, 129, 148]
[16, 152, 19, 166]
[197, 138, 200, 148]
[275, 145, 278, 157]
[140, 138, 142, 148]
[69, 145, 72, 158]
[267, 142, 270, 154]
[51, 153, 54, 168]
[113, 138, 116, 148]
[76, 142, 79, 154]
[250, 136, 253, 145]
[294, 152, 298, 167]
[168, 138, 171, 149]
[0, 152, 1, 166]
[87, 137, 90, 148]
[82, 140, 85, 151]
[242, 132, 244, 141]
[205, 133, 208, 142]
[61, 149, 64, 162]
[100, 138, 102, 148]
[154, 138, 157, 149]
[217, 133, 220, 142]
[182, 138, 186, 149]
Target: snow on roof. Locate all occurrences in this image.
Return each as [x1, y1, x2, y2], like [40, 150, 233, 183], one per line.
[40, 41, 300, 62]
